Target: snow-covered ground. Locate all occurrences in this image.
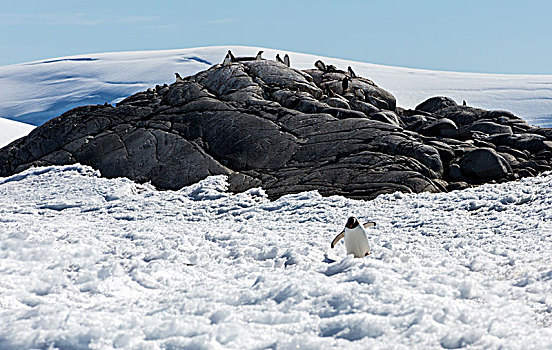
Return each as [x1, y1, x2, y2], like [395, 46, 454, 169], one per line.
[0, 117, 35, 148]
[1, 164, 551, 349]
[1, 46, 552, 127]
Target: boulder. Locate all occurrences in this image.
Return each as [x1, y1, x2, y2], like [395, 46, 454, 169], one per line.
[420, 118, 457, 136]
[468, 121, 512, 135]
[416, 96, 457, 114]
[459, 148, 511, 182]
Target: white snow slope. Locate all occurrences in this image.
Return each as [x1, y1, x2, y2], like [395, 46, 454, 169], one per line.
[1, 46, 552, 127]
[1, 164, 551, 349]
[0, 117, 35, 148]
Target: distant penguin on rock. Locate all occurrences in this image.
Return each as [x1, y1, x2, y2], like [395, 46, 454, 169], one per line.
[222, 53, 232, 66]
[175, 73, 184, 83]
[256, 51, 264, 60]
[348, 66, 357, 78]
[326, 64, 337, 72]
[463, 100, 467, 106]
[284, 54, 290, 67]
[342, 77, 349, 93]
[276, 54, 284, 64]
[227, 50, 236, 62]
[331, 217, 374, 258]
[315, 60, 326, 71]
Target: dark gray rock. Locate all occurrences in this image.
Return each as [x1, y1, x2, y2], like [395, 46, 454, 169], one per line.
[420, 118, 457, 137]
[369, 111, 400, 126]
[401, 114, 431, 131]
[488, 133, 546, 154]
[416, 96, 457, 114]
[468, 121, 512, 135]
[459, 148, 511, 182]
[438, 106, 486, 126]
[447, 163, 462, 180]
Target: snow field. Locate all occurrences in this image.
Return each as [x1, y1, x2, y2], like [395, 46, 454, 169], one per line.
[0, 165, 551, 349]
[1, 46, 552, 127]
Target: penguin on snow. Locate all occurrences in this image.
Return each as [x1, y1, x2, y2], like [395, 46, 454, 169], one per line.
[331, 217, 375, 258]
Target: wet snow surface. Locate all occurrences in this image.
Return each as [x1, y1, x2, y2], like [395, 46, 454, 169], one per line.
[1, 165, 551, 349]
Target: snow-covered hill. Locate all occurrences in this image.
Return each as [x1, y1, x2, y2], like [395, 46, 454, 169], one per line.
[0, 117, 35, 148]
[1, 46, 552, 127]
[1, 164, 551, 349]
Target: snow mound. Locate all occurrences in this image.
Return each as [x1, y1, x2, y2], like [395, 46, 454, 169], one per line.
[0, 164, 551, 349]
[1, 46, 551, 126]
[0, 117, 35, 148]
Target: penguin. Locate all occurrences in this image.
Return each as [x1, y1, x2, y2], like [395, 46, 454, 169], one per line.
[315, 60, 326, 71]
[284, 54, 290, 67]
[463, 100, 467, 106]
[175, 73, 184, 83]
[276, 54, 284, 64]
[227, 50, 236, 62]
[326, 64, 337, 72]
[331, 217, 375, 258]
[256, 50, 264, 60]
[342, 77, 349, 93]
[222, 53, 232, 66]
[347, 66, 357, 78]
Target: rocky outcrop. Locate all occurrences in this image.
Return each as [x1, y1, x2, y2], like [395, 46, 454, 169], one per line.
[1, 58, 551, 200]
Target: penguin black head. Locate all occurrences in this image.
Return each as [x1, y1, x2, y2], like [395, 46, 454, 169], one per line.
[346, 217, 359, 229]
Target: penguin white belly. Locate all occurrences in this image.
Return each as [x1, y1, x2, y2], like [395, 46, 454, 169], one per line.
[345, 228, 370, 258]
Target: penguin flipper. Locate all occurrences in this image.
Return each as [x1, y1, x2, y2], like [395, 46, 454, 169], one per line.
[363, 222, 376, 228]
[331, 230, 345, 248]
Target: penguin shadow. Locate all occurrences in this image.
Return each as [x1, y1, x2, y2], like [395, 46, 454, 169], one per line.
[322, 253, 337, 264]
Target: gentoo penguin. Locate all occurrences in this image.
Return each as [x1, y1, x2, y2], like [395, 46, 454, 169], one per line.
[463, 100, 467, 106]
[284, 54, 290, 67]
[315, 60, 326, 71]
[256, 51, 264, 60]
[222, 53, 232, 66]
[227, 50, 236, 62]
[331, 217, 375, 258]
[175, 72, 184, 83]
[347, 66, 357, 78]
[342, 77, 349, 93]
[276, 54, 284, 64]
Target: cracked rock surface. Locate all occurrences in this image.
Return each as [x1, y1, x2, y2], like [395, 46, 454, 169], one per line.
[1, 60, 552, 200]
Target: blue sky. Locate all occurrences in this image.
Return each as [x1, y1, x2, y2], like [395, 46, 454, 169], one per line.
[1, 0, 551, 74]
